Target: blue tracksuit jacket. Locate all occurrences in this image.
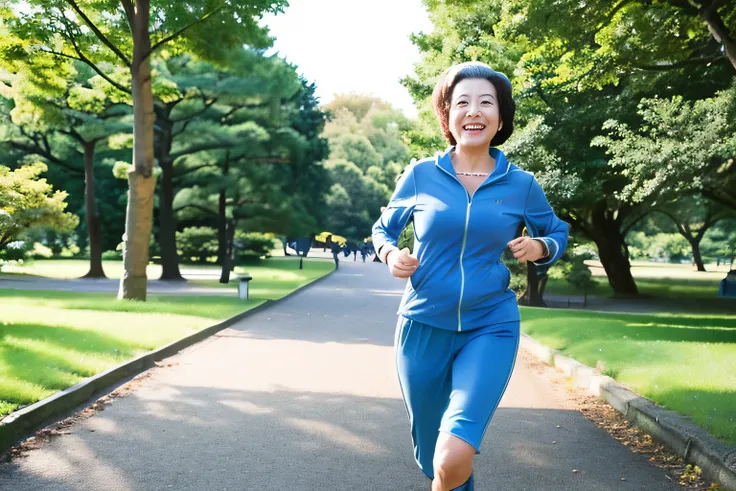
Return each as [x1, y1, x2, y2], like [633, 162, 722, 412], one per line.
[372, 147, 569, 332]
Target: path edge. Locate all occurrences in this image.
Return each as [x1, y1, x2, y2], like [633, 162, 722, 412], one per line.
[0, 267, 336, 454]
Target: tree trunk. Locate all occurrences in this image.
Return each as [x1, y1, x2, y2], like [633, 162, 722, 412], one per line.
[119, 0, 155, 301]
[157, 120, 184, 281]
[81, 141, 106, 279]
[588, 206, 639, 296]
[592, 228, 639, 295]
[217, 153, 230, 264]
[217, 189, 227, 264]
[219, 220, 236, 284]
[701, 5, 736, 71]
[689, 238, 706, 272]
[522, 262, 545, 306]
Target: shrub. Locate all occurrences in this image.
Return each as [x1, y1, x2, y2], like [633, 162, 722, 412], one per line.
[28, 242, 54, 259]
[565, 252, 598, 304]
[0, 240, 30, 262]
[176, 227, 218, 263]
[101, 250, 122, 260]
[234, 231, 274, 263]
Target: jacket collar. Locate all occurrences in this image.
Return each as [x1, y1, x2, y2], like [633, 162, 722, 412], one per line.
[436, 146, 510, 181]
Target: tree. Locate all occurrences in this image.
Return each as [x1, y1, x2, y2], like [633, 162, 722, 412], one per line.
[498, 0, 736, 85]
[653, 196, 732, 271]
[593, 84, 736, 213]
[3, 0, 286, 300]
[321, 94, 409, 241]
[0, 162, 78, 250]
[149, 52, 301, 280]
[2, 60, 131, 278]
[172, 75, 328, 284]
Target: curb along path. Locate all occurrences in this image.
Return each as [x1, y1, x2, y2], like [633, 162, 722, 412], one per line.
[521, 333, 736, 491]
[0, 270, 336, 453]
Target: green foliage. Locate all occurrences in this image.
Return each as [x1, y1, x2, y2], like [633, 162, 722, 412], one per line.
[498, 0, 735, 91]
[0, 162, 78, 251]
[171, 61, 328, 247]
[321, 94, 410, 240]
[701, 220, 736, 264]
[176, 227, 218, 264]
[565, 253, 598, 293]
[627, 232, 691, 262]
[234, 231, 275, 263]
[28, 241, 53, 259]
[593, 84, 736, 211]
[101, 249, 122, 261]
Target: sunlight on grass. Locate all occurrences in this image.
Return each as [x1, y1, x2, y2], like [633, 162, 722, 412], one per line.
[520, 307, 736, 445]
[0, 257, 334, 418]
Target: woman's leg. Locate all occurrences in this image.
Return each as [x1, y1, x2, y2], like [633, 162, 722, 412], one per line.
[431, 433, 476, 491]
[434, 324, 520, 491]
[395, 317, 455, 478]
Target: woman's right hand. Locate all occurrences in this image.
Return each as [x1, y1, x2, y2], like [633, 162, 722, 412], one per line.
[387, 248, 419, 278]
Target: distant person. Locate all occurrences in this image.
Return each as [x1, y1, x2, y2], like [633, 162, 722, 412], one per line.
[330, 242, 341, 269]
[372, 62, 568, 491]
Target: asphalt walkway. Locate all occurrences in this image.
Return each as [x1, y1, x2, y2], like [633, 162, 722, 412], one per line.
[0, 261, 679, 490]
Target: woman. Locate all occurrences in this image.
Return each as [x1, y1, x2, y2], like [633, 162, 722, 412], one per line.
[372, 62, 568, 491]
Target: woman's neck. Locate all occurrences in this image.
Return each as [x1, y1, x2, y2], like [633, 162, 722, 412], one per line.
[451, 145, 496, 174]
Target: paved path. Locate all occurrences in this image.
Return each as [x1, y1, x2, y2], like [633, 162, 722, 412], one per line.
[0, 261, 679, 490]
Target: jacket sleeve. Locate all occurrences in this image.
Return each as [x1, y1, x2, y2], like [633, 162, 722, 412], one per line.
[371, 164, 417, 261]
[524, 176, 569, 266]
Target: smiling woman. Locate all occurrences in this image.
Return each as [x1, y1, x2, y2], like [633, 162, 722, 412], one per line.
[372, 61, 569, 491]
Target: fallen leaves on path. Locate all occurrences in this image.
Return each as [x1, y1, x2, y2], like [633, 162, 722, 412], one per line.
[2, 369, 156, 462]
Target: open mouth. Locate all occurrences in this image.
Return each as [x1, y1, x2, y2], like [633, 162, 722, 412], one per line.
[463, 124, 486, 132]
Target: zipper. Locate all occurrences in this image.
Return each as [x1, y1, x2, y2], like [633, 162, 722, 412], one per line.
[457, 198, 472, 332]
[435, 154, 508, 332]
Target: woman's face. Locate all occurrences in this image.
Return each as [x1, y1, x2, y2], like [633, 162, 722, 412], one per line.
[448, 78, 501, 150]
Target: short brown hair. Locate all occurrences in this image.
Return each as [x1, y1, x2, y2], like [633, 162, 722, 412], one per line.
[432, 62, 515, 146]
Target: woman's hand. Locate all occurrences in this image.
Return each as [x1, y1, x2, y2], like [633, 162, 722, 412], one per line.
[387, 248, 419, 278]
[507, 237, 546, 264]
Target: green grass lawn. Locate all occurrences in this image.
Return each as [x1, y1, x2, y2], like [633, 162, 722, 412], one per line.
[543, 276, 727, 300]
[0, 258, 333, 418]
[520, 307, 736, 446]
[543, 260, 730, 301]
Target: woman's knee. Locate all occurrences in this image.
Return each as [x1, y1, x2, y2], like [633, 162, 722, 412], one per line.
[433, 434, 474, 484]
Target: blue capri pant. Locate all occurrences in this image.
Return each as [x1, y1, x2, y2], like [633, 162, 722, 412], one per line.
[394, 316, 520, 491]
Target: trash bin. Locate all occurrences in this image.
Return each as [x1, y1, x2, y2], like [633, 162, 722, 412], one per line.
[718, 270, 736, 298]
[238, 274, 253, 300]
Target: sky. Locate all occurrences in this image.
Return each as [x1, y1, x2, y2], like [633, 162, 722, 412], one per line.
[262, 0, 434, 119]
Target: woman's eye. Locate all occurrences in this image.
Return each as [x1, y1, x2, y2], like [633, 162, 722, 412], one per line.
[482, 101, 493, 105]
[457, 101, 467, 106]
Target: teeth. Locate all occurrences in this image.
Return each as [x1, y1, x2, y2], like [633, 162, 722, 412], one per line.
[464, 125, 485, 130]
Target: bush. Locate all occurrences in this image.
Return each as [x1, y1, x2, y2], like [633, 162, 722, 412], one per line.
[101, 250, 122, 260]
[234, 231, 275, 263]
[565, 252, 598, 303]
[0, 240, 30, 262]
[176, 227, 218, 263]
[28, 242, 53, 259]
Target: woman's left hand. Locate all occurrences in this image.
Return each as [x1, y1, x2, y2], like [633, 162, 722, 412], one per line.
[507, 236, 545, 264]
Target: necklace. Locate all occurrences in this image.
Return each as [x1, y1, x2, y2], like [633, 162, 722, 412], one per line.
[456, 171, 489, 177]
